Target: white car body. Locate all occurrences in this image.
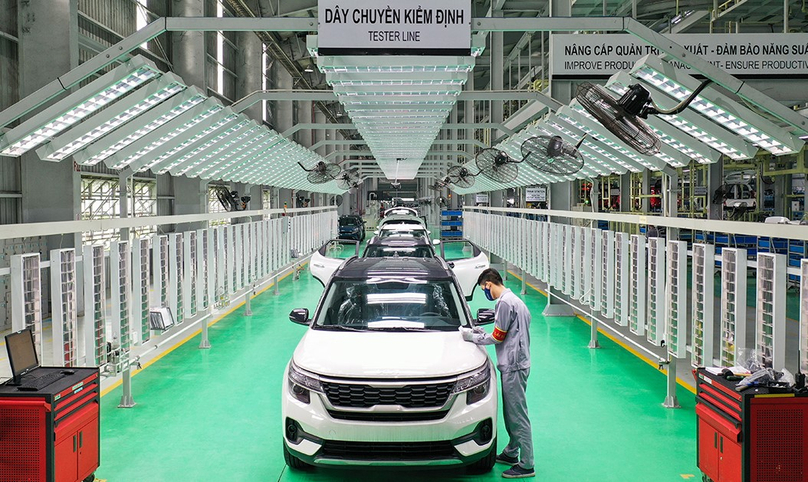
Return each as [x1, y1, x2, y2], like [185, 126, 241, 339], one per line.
[310, 234, 490, 300]
[385, 206, 419, 217]
[283, 260, 497, 469]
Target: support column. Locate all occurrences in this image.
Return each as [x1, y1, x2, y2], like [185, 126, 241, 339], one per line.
[296, 101, 313, 148]
[271, 62, 294, 134]
[171, 0, 206, 89]
[620, 173, 631, 212]
[707, 162, 723, 220]
[314, 110, 327, 157]
[236, 25, 264, 122]
[491, 9, 504, 140]
[18, 0, 81, 250]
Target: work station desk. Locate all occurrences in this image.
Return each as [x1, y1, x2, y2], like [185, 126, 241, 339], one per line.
[0, 367, 99, 482]
[695, 368, 808, 482]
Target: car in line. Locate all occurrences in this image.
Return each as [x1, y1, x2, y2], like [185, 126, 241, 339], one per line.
[283, 257, 498, 472]
[310, 235, 489, 300]
[337, 215, 366, 241]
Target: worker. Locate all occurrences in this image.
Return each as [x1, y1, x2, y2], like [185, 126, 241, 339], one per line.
[460, 268, 534, 479]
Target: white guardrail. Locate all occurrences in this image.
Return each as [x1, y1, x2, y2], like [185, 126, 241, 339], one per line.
[464, 206, 808, 406]
[0, 207, 338, 391]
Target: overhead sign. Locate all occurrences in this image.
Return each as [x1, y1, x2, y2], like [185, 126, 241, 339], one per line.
[551, 33, 808, 77]
[318, 0, 471, 55]
[475, 193, 489, 204]
[526, 187, 547, 202]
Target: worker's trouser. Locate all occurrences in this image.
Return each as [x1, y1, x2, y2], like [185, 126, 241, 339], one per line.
[500, 368, 534, 470]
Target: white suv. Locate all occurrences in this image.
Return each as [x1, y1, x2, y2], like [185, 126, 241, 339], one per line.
[282, 257, 497, 472]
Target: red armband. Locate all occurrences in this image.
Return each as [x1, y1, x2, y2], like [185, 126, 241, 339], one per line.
[492, 327, 507, 342]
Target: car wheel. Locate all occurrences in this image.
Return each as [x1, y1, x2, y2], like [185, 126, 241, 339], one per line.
[283, 442, 311, 470]
[467, 437, 496, 474]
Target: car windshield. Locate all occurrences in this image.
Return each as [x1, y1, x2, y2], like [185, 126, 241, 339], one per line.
[364, 246, 434, 258]
[313, 279, 467, 331]
[340, 218, 361, 226]
[379, 228, 428, 239]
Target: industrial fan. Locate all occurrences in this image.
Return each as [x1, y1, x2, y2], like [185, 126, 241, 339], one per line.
[336, 168, 361, 190]
[428, 180, 447, 191]
[576, 80, 712, 156]
[213, 186, 251, 212]
[521, 135, 585, 176]
[475, 148, 520, 184]
[297, 161, 341, 184]
[446, 165, 477, 189]
[329, 194, 344, 207]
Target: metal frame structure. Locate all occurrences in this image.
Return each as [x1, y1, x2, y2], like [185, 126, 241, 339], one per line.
[755, 253, 787, 370]
[691, 243, 715, 368]
[665, 240, 687, 359]
[50, 248, 78, 367]
[720, 248, 748, 367]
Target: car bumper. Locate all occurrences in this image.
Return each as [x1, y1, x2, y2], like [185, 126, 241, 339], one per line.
[338, 231, 362, 240]
[281, 367, 497, 467]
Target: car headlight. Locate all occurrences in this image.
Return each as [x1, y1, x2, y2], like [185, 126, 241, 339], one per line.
[452, 363, 491, 405]
[288, 362, 323, 404]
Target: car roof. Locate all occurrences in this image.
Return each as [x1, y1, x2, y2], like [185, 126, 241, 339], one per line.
[379, 223, 426, 230]
[381, 214, 422, 223]
[334, 257, 452, 280]
[366, 235, 432, 247]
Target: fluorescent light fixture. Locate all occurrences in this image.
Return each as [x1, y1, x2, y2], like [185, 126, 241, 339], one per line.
[631, 55, 803, 155]
[74, 91, 206, 166]
[38, 79, 186, 161]
[607, 71, 757, 160]
[111, 101, 224, 170]
[185, 124, 263, 177]
[133, 112, 239, 173]
[170, 120, 251, 176]
[0, 57, 160, 157]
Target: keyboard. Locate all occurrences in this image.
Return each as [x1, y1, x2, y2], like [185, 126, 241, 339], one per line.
[17, 371, 67, 391]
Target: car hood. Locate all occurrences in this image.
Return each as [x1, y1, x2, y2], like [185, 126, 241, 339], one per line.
[293, 329, 488, 378]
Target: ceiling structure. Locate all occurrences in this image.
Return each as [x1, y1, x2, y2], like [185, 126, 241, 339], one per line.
[2, 2, 808, 196]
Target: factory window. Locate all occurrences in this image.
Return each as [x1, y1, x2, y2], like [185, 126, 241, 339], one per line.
[81, 176, 157, 245]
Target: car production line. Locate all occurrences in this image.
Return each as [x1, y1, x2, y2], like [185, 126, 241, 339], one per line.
[95, 254, 698, 481]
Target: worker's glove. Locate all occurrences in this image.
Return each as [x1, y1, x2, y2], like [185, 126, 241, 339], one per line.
[459, 327, 475, 342]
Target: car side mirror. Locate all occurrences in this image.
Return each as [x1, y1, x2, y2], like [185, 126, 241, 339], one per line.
[374, 230, 379, 235]
[432, 239, 441, 246]
[476, 308, 495, 325]
[289, 308, 310, 325]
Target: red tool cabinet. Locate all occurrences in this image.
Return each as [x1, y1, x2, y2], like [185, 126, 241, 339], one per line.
[0, 367, 99, 482]
[696, 368, 808, 482]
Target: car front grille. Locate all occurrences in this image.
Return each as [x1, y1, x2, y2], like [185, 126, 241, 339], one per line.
[320, 440, 456, 460]
[321, 381, 455, 408]
[326, 409, 449, 422]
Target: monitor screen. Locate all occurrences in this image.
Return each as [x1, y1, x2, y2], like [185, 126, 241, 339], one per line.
[6, 329, 38, 379]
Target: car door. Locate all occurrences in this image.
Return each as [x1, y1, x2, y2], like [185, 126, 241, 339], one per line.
[310, 239, 359, 285]
[440, 240, 489, 300]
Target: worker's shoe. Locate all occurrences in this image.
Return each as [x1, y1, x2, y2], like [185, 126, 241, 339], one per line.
[495, 452, 519, 465]
[502, 465, 535, 479]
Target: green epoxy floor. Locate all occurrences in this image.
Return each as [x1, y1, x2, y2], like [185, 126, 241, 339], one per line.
[97, 269, 699, 481]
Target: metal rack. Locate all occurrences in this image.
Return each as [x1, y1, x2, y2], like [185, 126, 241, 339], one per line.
[647, 237, 666, 346]
[132, 237, 150, 344]
[590, 227, 602, 311]
[614, 232, 630, 327]
[630, 235, 647, 337]
[562, 225, 572, 297]
[82, 245, 106, 367]
[572, 225, 583, 300]
[10, 253, 43, 361]
[228, 225, 237, 295]
[551, 223, 562, 289]
[600, 230, 615, 318]
[49, 249, 77, 367]
[582, 227, 593, 307]
[152, 234, 169, 309]
[110, 241, 131, 373]
[168, 233, 184, 325]
[720, 247, 747, 367]
[234, 224, 243, 291]
[755, 253, 786, 370]
[196, 229, 208, 313]
[183, 230, 197, 319]
[692, 243, 715, 367]
[666, 240, 688, 359]
[540, 222, 549, 283]
[216, 226, 227, 303]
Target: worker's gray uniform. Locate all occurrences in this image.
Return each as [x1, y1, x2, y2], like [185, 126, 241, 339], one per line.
[470, 288, 534, 470]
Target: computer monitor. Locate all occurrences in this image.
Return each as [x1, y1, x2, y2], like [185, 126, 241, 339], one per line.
[5, 328, 39, 385]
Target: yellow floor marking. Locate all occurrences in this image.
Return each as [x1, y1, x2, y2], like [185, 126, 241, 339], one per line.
[507, 270, 697, 395]
[680, 475, 696, 479]
[100, 265, 304, 398]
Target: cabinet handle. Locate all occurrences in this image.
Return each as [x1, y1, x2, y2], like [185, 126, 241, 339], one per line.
[720, 436, 723, 453]
[73, 435, 76, 452]
[79, 431, 83, 449]
[714, 432, 718, 449]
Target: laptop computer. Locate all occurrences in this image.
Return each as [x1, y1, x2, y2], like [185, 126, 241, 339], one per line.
[5, 328, 71, 390]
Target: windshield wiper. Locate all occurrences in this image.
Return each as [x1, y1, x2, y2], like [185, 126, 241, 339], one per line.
[366, 327, 431, 332]
[316, 325, 367, 332]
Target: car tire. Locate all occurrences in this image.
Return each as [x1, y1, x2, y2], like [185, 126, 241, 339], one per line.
[467, 437, 497, 474]
[283, 442, 311, 470]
